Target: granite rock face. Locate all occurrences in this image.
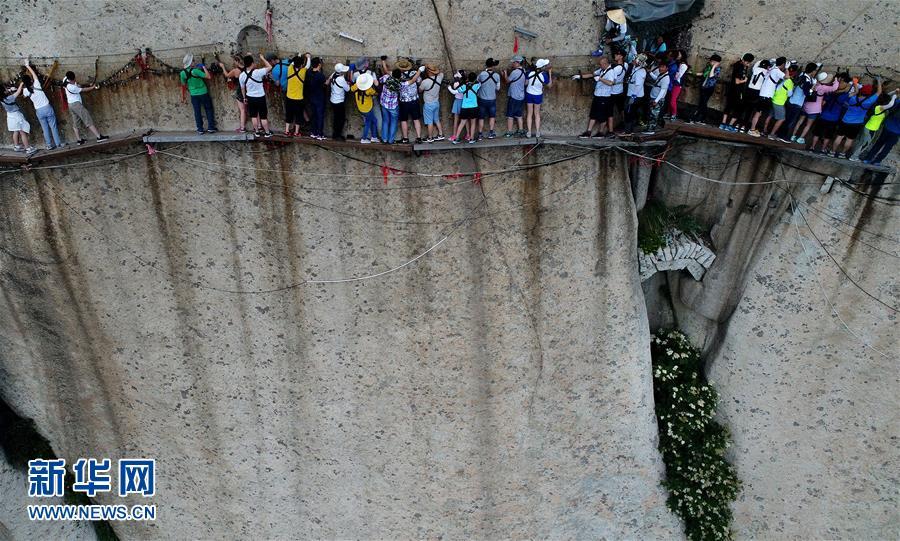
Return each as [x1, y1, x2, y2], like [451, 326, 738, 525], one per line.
[0, 146, 680, 539]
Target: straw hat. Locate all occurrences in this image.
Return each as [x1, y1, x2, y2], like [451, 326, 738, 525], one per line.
[535, 58, 550, 69]
[424, 63, 440, 73]
[396, 58, 413, 70]
[182, 54, 193, 69]
[607, 8, 626, 25]
[356, 72, 375, 90]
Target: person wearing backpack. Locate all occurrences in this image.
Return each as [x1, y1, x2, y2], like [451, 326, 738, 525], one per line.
[758, 63, 797, 141]
[350, 72, 379, 144]
[21, 62, 65, 149]
[851, 90, 897, 161]
[863, 96, 900, 165]
[418, 63, 445, 142]
[573, 54, 618, 138]
[2, 82, 36, 155]
[282, 53, 311, 137]
[63, 71, 109, 144]
[327, 63, 351, 140]
[719, 53, 754, 132]
[502, 56, 527, 137]
[476, 58, 502, 139]
[664, 50, 688, 120]
[742, 58, 769, 131]
[747, 56, 786, 137]
[304, 57, 327, 140]
[779, 63, 815, 140]
[450, 72, 481, 144]
[524, 59, 552, 138]
[239, 53, 274, 138]
[832, 77, 882, 159]
[787, 63, 825, 143]
[689, 53, 721, 124]
[180, 54, 217, 135]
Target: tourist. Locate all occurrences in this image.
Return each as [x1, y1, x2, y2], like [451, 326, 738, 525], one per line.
[477, 58, 502, 139]
[418, 63, 445, 142]
[610, 50, 628, 129]
[791, 71, 836, 145]
[2, 82, 36, 155]
[720, 53, 754, 132]
[525, 58, 552, 138]
[862, 97, 900, 165]
[782, 63, 818, 140]
[747, 56, 786, 137]
[180, 54, 217, 135]
[832, 77, 882, 159]
[852, 89, 896, 160]
[63, 71, 109, 144]
[648, 36, 667, 56]
[574, 55, 617, 138]
[448, 71, 465, 139]
[283, 53, 311, 137]
[809, 73, 851, 154]
[239, 53, 274, 138]
[666, 50, 688, 120]
[378, 59, 401, 144]
[603, 8, 628, 48]
[350, 71, 379, 144]
[268, 52, 292, 94]
[742, 58, 769, 130]
[762, 63, 798, 141]
[451, 72, 481, 144]
[503, 56, 527, 137]
[644, 62, 670, 133]
[623, 54, 648, 133]
[327, 63, 351, 140]
[690, 53, 721, 123]
[396, 59, 423, 144]
[305, 57, 327, 140]
[22, 63, 64, 149]
[217, 55, 248, 132]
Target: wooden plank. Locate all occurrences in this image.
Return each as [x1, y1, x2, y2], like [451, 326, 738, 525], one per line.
[0, 131, 147, 165]
[414, 134, 669, 152]
[415, 136, 539, 152]
[263, 134, 413, 153]
[144, 131, 255, 143]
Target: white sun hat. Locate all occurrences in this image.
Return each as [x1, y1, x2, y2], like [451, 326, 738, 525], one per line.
[356, 72, 375, 90]
[535, 58, 550, 69]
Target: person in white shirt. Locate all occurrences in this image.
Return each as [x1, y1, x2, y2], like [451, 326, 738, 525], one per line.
[328, 63, 351, 140]
[239, 53, 274, 137]
[748, 57, 785, 136]
[63, 71, 109, 145]
[22, 63, 64, 149]
[610, 50, 627, 126]
[645, 63, 670, 133]
[524, 59, 553, 138]
[624, 54, 648, 133]
[573, 55, 618, 137]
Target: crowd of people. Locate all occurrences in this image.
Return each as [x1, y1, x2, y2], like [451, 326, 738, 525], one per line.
[3, 39, 898, 166]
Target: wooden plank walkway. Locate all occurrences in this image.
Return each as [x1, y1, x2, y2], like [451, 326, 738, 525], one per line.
[0, 131, 147, 165]
[144, 130, 254, 143]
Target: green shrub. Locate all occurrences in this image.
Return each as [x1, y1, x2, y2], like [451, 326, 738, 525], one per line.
[651, 329, 741, 541]
[638, 201, 703, 255]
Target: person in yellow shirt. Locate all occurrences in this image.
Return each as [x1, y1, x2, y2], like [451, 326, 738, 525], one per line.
[350, 72, 380, 143]
[763, 64, 797, 142]
[851, 89, 897, 160]
[284, 53, 311, 136]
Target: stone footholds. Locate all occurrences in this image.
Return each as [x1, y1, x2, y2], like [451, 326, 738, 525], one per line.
[639, 231, 716, 282]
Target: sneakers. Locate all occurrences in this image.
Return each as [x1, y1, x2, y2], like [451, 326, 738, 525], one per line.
[525, 132, 532, 138]
[535, 131, 542, 138]
[425, 137, 434, 143]
[488, 130, 496, 139]
[400, 138, 410, 144]
[197, 130, 205, 135]
[25, 146, 37, 155]
[359, 138, 371, 144]
[451, 137, 460, 145]
[96, 135, 109, 142]
[579, 130, 591, 139]
[789, 135, 797, 142]
[77, 139, 86, 145]
[718, 123, 728, 130]
[206, 128, 218, 134]
[46, 145, 57, 151]
[414, 137, 422, 144]
[777, 137, 790, 143]
[474, 132, 482, 141]
[796, 137, 806, 145]
[12, 145, 23, 152]
[591, 131, 607, 138]
[848, 156, 860, 162]
[504, 131, 514, 138]
[747, 130, 761, 137]
[263, 131, 273, 138]
[434, 134, 445, 141]
[516, 129, 527, 137]
[467, 137, 476, 144]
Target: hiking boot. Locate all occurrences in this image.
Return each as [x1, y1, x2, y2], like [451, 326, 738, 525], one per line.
[579, 130, 591, 138]
[96, 135, 110, 142]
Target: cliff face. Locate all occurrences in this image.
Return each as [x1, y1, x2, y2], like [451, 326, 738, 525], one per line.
[0, 144, 680, 538]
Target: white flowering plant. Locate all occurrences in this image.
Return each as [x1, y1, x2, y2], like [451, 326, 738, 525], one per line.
[651, 329, 741, 541]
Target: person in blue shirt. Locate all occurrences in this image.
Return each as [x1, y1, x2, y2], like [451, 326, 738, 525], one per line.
[863, 107, 900, 165]
[809, 73, 851, 154]
[832, 77, 882, 158]
[268, 53, 291, 90]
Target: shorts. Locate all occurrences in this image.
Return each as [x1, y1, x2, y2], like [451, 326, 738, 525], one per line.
[836, 122, 863, 140]
[801, 111, 819, 120]
[284, 97, 304, 124]
[246, 95, 268, 119]
[399, 100, 421, 121]
[506, 97, 524, 118]
[451, 99, 462, 115]
[460, 106, 479, 120]
[812, 118, 837, 139]
[612, 93, 626, 113]
[756, 96, 772, 113]
[589, 95, 612, 121]
[6, 110, 30, 133]
[525, 92, 543, 105]
[771, 103, 786, 121]
[477, 98, 496, 119]
[69, 101, 95, 129]
[423, 101, 440, 125]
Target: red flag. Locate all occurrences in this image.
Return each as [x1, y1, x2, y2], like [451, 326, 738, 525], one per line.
[473, 172, 482, 185]
[513, 36, 519, 53]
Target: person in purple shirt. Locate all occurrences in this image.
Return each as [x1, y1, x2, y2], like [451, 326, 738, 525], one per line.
[831, 77, 881, 159]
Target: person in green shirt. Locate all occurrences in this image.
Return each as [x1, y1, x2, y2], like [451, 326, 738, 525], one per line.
[851, 89, 897, 160]
[180, 54, 217, 134]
